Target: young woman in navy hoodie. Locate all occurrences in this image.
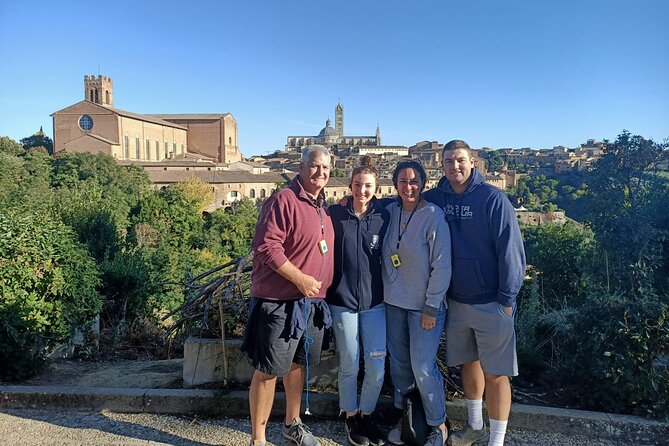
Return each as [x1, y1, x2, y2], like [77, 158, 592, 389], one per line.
[326, 156, 390, 446]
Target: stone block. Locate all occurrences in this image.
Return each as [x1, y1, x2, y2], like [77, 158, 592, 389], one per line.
[182, 337, 338, 388]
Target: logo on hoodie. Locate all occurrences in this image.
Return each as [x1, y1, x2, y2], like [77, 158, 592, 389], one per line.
[444, 204, 474, 219]
[370, 234, 380, 249]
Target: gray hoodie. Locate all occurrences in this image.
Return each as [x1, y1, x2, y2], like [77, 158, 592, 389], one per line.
[381, 200, 451, 316]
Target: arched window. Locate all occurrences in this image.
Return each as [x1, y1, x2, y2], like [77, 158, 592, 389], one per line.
[260, 189, 266, 198]
[105, 90, 110, 104]
[89, 90, 94, 101]
[249, 189, 256, 198]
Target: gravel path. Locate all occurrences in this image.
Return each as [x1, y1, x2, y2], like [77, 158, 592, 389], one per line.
[0, 409, 630, 446]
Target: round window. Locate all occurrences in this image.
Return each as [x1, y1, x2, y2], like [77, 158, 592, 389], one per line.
[79, 115, 93, 131]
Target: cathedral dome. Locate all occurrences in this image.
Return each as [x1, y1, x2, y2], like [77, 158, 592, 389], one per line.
[318, 119, 336, 137]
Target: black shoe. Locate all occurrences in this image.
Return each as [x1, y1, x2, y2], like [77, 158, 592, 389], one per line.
[361, 414, 385, 446]
[346, 413, 371, 446]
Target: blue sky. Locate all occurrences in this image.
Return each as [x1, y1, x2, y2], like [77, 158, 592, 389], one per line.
[1, 0, 667, 156]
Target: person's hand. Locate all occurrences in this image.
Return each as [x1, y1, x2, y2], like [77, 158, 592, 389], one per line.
[422, 313, 436, 330]
[502, 306, 512, 316]
[297, 273, 322, 297]
[338, 195, 351, 207]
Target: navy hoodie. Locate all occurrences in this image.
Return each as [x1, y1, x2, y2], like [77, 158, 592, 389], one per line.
[423, 169, 526, 308]
[326, 198, 390, 311]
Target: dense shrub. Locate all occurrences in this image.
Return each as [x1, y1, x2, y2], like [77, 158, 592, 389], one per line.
[0, 212, 102, 379]
[555, 291, 669, 419]
[203, 198, 259, 259]
[522, 221, 597, 306]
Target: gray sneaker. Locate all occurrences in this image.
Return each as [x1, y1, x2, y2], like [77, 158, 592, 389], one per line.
[424, 426, 447, 446]
[387, 418, 404, 445]
[283, 419, 321, 446]
[448, 425, 488, 446]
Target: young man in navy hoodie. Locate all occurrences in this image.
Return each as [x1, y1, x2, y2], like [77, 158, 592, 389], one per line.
[423, 140, 526, 446]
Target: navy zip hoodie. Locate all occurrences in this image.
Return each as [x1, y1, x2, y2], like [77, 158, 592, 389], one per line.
[326, 198, 390, 312]
[423, 169, 526, 308]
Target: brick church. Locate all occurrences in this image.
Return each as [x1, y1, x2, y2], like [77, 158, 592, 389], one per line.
[51, 75, 243, 163]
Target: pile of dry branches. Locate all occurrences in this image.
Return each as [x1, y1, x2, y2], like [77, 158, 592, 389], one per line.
[163, 252, 253, 377]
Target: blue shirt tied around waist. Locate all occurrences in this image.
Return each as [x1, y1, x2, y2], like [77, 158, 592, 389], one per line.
[246, 296, 333, 340]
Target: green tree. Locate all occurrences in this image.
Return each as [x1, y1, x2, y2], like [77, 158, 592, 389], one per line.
[50, 153, 150, 260]
[480, 149, 505, 172]
[585, 131, 669, 293]
[522, 222, 597, 306]
[203, 198, 259, 260]
[121, 178, 222, 322]
[0, 136, 24, 156]
[0, 150, 53, 214]
[20, 128, 53, 153]
[555, 171, 589, 221]
[133, 177, 213, 250]
[0, 212, 102, 379]
[556, 291, 669, 419]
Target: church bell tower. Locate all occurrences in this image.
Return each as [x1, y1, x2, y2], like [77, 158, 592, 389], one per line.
[335, 102, 344, 140]
[84, 75, 114, 108]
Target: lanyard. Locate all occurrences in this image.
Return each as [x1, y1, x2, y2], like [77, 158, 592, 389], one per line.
[316, 207, 324, 235]
[396, 199, 420, 250]
[307, 191, 325, 236]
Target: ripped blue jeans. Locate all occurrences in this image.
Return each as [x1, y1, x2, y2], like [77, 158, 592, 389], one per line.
[329, 303, 386, 414]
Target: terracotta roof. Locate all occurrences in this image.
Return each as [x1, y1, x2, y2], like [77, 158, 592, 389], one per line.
[118, 160, 218, 168]
[326, 177, 350, 187]
[230, 160, 269, 168]
[112, 107, 188, 130]
[147, 170, 291, 185]
[86, 133, 118, 145]
[148, 114, 232, 120]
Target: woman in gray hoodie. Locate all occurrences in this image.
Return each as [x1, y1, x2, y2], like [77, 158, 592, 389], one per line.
[383, 160, 452, 446]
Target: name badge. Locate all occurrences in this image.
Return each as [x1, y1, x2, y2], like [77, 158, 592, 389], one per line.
[318, 239, 328, 254]
[391, 253, 402, 268]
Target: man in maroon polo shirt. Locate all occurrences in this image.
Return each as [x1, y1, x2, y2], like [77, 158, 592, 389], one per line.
[242, 145, 335, 446]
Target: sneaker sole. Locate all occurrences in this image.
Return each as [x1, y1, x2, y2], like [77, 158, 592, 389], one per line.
[448, 434, 489, 446]
[282, 432, 307, 445]
[347, 432, 371, 446]
[281, 433, 296, 445]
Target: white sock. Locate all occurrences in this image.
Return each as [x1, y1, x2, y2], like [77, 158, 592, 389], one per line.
[488, 418, 508, 446]
[465, 398, 484, 430]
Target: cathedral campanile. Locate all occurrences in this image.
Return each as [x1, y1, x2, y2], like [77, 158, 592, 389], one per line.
[84, 75, 114, 108]
[335, 102, 344, 139]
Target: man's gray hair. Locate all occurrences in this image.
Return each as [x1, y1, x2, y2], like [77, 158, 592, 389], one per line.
[301, 144, 331, 164]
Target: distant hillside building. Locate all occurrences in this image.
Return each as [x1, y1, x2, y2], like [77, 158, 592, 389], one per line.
[285, 102, 381, 150]
[52, 75, 242, 164]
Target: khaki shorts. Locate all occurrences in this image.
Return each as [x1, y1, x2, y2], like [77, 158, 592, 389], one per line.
[445, 299, 518, 376]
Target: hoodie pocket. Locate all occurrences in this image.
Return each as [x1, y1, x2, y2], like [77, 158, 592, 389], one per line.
[451, 257, 487, 295]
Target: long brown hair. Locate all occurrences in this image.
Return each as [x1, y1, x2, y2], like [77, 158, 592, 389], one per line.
[350, 155, 379, 185]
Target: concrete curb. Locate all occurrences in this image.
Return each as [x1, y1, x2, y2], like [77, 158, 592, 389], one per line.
[1, 385, 667, 444]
